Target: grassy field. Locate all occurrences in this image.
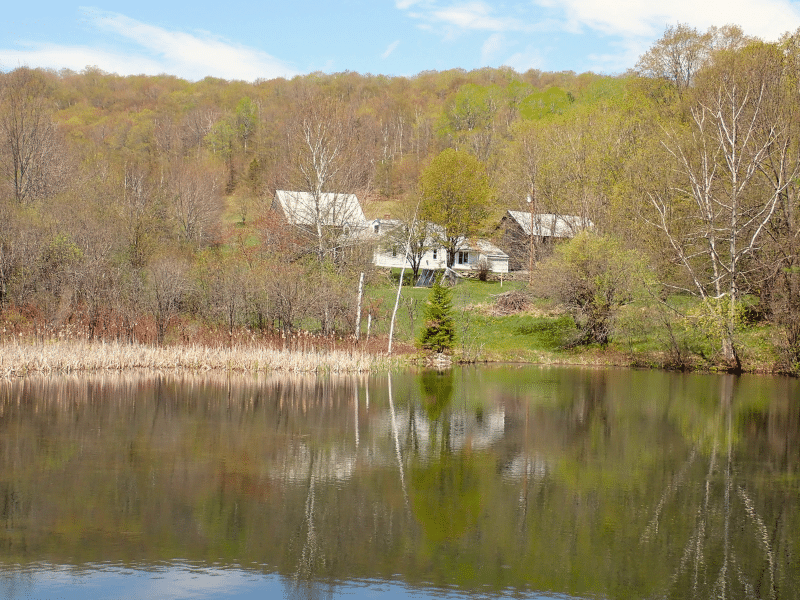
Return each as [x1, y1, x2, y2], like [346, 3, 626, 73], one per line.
[365, 272, 787, 372]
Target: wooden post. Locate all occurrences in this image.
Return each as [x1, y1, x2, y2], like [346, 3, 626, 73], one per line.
[528, 191, 536, 286]
[355, 272, 364, 340]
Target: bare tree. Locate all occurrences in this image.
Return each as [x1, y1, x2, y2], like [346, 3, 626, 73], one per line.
[284, 90, 370, 262]
[635, 24, 712, 92]
[647, 45, 799, 369]
[167, 160, 223, 247]
[118, 163, 162, 269]
[380, 197, 434, 282]
[0, 68, 68, 203]
[636, 24, 756, 93]
[146, 255, 191, 345]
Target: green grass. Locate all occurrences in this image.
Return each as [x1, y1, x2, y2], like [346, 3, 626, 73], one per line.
[365, 273, 529, 344]
[366, 274, 579, 361]
[454, 312, 576, 362]
[366, 274, 787, 372]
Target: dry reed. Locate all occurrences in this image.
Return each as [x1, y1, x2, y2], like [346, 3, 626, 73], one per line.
[0, 339, 394, 378]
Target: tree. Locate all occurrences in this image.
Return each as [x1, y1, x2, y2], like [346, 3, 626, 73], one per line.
[382, 196, 434, 282]
[284, 90, 369, 263]
[235, 97, 258, 153]
[418, 276, 456, 353]
[647, 43, 799, 369]
[440, 83, 499, 162]
[534, 232, 647, 346]
[635, 24, 756, 94]
[167, 160, 223, 248]
[146, 255, 191, 345]
[0, 68, 67, 203]
[635, 24, 711, 93]
[419, 149, 492, 268]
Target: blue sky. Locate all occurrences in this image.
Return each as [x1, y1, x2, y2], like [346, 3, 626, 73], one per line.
[2, 1, 800, 81]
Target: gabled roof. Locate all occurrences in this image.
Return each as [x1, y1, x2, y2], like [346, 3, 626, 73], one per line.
[460, 238, 508, 259]
[274, 190, 365, 227]
[506, 210, 591, 238]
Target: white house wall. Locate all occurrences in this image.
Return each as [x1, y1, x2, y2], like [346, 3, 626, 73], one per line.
[373, 248, 447, 270]
[373, 248, 508, 274]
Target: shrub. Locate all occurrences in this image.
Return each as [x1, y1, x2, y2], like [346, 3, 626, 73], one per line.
[532, 232, 649, 346]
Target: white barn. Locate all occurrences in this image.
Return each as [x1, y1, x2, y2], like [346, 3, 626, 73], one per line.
[272, 190, 366, 228]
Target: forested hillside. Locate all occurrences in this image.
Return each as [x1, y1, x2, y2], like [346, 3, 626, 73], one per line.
[0, 24, 798, 372]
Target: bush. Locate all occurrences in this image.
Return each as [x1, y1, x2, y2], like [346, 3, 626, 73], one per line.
[476, 258, 490, 281]
[532, 232, 649, 346]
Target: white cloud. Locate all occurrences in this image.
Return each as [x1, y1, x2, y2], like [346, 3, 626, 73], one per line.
[534, 0, 800, 40]
[395, 0, 800, 74]
[382, 40, 400, 58]
[400, 0, 540, 35]
[431, 1, 529, 31]
[0, 9, 297, 81]
[503, 47, 545, 72]
[480, 33, 506, 64]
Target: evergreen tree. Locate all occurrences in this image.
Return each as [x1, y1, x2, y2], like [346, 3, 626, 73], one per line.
[418, 276, 456, 353]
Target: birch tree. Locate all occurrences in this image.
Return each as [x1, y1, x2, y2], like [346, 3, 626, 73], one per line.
[285, 91, 368, 263]
[647, 44, 799, 370]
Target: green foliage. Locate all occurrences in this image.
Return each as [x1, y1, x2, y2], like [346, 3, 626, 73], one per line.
[519, 87, 574, 119]
[418, 276, 456, 353]
[441, 83, 495, 133]
[419, 149, 492, 267]
[534, 232, 650, 346]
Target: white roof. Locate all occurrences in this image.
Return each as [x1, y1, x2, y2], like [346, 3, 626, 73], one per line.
[507, 210, 591, 238]
[462, 238, 508, 259]
[275, 190, 365, 227]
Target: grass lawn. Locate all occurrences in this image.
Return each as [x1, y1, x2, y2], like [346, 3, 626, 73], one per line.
[365, 272, 786, 372]
[366, 273, 584, 362]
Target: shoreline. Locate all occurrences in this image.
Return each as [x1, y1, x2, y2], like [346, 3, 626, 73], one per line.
[0, 339, 789, 379]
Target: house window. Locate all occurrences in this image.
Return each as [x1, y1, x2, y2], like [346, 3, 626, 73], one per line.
[457, 251, 469, 265]
[432, 249, 437, 260]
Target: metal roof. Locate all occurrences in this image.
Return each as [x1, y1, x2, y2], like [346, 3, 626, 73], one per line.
[274, 190, 366, 227]
[506, 210, 591, 238]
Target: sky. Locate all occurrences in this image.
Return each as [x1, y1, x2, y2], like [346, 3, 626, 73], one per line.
[2, 1, 800, 82]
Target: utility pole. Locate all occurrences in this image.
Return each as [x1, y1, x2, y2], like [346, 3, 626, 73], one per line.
[527, 191, 536, 286]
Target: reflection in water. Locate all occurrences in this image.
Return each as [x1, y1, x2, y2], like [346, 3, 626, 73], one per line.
[642, 375, 785, 600]
[0, 368, 797, 599]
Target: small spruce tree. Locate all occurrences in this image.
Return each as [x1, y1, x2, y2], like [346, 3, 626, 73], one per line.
[418, 275, 456, 353]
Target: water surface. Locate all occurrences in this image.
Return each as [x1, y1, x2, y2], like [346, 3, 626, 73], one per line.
[0, 367, 797, 599]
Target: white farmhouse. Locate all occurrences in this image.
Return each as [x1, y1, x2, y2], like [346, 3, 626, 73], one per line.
[369, 218, 508, 275]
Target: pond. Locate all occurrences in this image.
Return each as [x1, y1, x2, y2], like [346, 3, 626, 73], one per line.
[0, 366, 797, 599]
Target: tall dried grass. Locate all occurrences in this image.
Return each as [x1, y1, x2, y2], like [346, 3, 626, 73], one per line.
[0, 339, 393, 378]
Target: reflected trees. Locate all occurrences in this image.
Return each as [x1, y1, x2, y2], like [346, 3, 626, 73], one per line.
[642, 376, 787, 599]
